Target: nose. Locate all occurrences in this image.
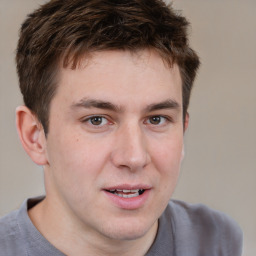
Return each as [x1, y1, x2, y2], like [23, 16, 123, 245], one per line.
[110, 123, 151, 171]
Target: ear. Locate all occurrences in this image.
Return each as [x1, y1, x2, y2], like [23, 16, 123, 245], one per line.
[16, 106, 48, 166]
[181, 112, 189, 161]
[184, 112, 189, 132]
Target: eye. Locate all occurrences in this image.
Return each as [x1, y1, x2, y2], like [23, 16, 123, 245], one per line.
[89, 116, 106, 126]
[147, 115, 168, 125]
[83, 116, 109, 126]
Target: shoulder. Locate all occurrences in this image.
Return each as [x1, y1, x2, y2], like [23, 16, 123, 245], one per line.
[165, 200, 243, 256]
[0, 210, 26, 256]
[0, 210, 19, 237]
[168, 199, 242, 231]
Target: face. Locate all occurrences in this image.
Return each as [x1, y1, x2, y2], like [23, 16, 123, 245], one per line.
[43, 50, 185, 241]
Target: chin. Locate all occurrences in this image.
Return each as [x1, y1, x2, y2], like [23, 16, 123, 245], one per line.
[104, 228, 148, 241]
[99, 217, 156, 241]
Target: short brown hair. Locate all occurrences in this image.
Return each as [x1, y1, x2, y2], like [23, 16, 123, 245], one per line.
[16, 0, 200, 134]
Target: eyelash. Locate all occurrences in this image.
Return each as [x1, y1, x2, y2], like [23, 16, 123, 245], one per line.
[82, 115, 111, 127]
[82, 115, 172, 128]
[145, 115, 171, 126]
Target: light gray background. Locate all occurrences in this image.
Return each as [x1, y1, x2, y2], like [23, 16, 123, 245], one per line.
[0, 0, 255, 255]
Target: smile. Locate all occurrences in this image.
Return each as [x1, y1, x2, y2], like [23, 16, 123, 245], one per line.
[103, 186, 151, 209]
[107, 189, 145, 198]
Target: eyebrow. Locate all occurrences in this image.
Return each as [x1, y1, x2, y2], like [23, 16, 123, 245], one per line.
[71, 98, 123, 112]
[144, 99, 180, 112]
[71, 98, 180, 113]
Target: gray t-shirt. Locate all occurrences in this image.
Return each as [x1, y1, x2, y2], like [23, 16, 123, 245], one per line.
[0, 197, 242, 256]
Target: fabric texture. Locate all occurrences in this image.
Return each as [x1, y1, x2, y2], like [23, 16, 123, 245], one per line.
[0, 197, 243, 256]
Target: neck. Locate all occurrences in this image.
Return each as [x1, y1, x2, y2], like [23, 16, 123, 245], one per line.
[28, 197, 158, 256]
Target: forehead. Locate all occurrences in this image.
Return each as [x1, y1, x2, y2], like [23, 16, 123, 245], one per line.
[55, 49, 182, 108]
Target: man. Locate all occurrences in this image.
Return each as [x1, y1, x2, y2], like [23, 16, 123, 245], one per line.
[0, 0, 242, 255]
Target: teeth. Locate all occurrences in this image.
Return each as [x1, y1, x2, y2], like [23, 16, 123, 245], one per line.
[114, 192, 139, 198]
[107, 188, 145, 197]
[123, 189, 139, 193]
[114, 189, 140, 193]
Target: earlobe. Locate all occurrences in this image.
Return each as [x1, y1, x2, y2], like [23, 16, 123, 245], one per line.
[16, 106, 48, 166]
[181, 112, 189, 162]
[181, 145, 185, 161]
[184, 112, 189, 132]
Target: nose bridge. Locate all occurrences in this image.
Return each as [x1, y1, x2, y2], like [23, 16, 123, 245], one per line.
[111, 120, 150, 170]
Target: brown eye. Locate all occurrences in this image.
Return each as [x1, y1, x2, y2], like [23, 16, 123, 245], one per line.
[149, 116, 161, 125]
[89, 116, 105, 126]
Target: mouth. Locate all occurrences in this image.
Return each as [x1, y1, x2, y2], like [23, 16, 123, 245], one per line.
[105, 189, 146, 198]
[103, 185, 151, 209]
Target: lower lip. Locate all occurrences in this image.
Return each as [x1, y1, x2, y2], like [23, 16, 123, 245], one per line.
[103, 189, 151, 210]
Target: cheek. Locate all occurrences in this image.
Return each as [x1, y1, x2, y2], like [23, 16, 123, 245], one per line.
[152, 136, 184, 172]
[150, 135, 183, 191]
[47, 133, 110, 185]
[45, 135, 106, 206]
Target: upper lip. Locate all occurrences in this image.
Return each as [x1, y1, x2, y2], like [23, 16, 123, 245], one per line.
[103, 184, 152, 191]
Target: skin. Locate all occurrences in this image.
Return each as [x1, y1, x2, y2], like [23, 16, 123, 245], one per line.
[16, 49, 188, 256]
